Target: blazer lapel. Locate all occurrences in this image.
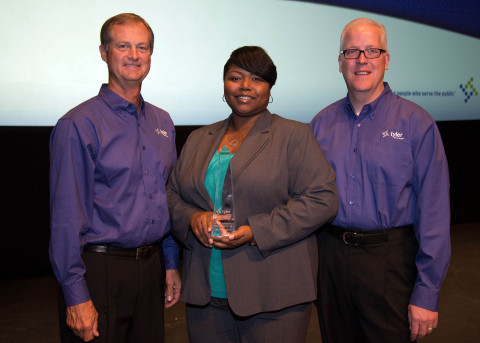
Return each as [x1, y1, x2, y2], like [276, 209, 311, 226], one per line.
[230, 110, 272, 182]
[193, 118, 230, 208]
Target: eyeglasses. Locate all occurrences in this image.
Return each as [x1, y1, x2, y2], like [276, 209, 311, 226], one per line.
[340, 48, 386, 59]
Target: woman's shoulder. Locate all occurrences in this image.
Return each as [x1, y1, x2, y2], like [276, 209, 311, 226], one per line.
[269, 113, 310, 132]
[187, 118, 228, 139]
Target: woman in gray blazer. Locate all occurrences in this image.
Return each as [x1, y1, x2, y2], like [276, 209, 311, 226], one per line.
[167, 46, 338, 343]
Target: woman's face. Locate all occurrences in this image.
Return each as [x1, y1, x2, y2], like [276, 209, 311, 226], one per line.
[223, 65, 270, 118]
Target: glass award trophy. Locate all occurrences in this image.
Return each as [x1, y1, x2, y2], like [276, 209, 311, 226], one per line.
[212, 147, 235, 237]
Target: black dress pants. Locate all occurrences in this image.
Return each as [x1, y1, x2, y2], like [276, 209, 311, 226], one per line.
[316, 229, 418, 343]
[58, 246, 166, 343]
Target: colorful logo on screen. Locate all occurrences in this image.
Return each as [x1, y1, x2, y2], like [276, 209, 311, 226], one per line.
[459, 77, 478, 103]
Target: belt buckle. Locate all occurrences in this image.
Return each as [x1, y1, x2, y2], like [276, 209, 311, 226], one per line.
[342, 232, 358, 247]
[136, 246, 149, 260]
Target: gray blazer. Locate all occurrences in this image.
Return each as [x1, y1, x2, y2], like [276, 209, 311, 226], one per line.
[167, 110, 338, 316]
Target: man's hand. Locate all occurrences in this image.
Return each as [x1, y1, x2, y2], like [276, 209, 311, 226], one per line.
[408, 304, 438, 341]
[165, 269, 181, 308]
[66, 300, 99, 342]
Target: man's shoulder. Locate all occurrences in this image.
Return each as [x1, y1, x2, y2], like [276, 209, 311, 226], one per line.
[321, 98, 345, 114]
[50, 95, 106, 146]
[60, 95, 105, 122]
[143, 101, 175, 128]
[310, 97, 346, 124]
[387, 92, 435, 124]
[143, 101, 169, 116]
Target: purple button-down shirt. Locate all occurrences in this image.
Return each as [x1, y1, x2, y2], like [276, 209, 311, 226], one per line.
[309, 83, 450, 311]
[49, 84, 179, 306]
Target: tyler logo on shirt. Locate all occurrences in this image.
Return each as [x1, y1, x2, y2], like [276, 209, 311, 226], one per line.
[382, 130, 404, 140]
[155, 128, 168, 137]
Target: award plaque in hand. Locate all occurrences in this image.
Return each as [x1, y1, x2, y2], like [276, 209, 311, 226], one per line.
[212, 150, 235, 237]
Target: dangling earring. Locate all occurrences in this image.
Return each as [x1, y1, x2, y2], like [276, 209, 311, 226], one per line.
[268, 95, 273, 103]
[222, 95, 226, 102]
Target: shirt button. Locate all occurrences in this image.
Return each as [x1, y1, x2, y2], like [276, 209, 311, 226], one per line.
[349, 201, 354, 205]
[351, 175, 356, 179]
[357, 123, 361, 127]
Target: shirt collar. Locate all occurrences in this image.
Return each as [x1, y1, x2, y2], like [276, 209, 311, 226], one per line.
[345, 82, 392, 120]
[98, 84, 144, 117]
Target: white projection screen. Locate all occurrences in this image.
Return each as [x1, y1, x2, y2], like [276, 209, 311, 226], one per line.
[1, 0, 479, 126]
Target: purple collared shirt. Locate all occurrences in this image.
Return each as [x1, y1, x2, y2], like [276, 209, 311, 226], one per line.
[49, 84, 179, 306]
[309, 83, 450, 311]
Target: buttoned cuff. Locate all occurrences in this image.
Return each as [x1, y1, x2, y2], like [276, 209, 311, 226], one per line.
[410, 284, 440, 311]
[61, 280, 91, 307]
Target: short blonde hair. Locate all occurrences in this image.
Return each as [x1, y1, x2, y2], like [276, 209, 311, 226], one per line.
[340, 18, 387, 51]
[100, 13, 154, 53]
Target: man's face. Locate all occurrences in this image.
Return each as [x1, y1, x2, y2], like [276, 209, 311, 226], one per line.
[100, 22, 152, 88]
[338, 23, 390, 102]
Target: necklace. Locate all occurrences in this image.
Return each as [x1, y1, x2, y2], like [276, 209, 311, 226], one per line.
[229, 136, 246, 147]
[226, 123, 249, 148]
[229, 132, 249, 147]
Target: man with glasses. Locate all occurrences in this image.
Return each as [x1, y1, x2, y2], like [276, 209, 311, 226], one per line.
[310, 18, 450, 342]
[49, 13, 180, 342]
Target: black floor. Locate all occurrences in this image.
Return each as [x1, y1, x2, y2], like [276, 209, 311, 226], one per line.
[1, 221, 479, 343]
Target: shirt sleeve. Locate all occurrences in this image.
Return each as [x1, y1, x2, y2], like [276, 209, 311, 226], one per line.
[162, 127, 180, 270]
[409, 116, 451, 311]
[161, 233, 180, 269]
[49, 118, 95, 307]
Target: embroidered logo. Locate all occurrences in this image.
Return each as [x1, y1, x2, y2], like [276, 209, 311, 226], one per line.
[155, 128, 168, 137]
[382, 130, 405, 140]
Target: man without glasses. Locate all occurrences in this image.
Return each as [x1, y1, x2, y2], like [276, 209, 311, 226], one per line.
[49, 13, 181, 343]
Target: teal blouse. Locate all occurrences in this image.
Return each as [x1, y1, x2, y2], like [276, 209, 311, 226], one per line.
[204, 146, 234, 298]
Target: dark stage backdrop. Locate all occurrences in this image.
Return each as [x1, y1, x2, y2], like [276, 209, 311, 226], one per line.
[0, 121, 479, 277]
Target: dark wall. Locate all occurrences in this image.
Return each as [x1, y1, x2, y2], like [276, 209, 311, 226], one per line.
[436, 121, 480, 223]
[1, 120, 479, 277]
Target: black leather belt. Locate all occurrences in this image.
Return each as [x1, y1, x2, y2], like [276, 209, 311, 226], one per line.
[84, 244, 157, 260]
[326, 225, 414, 247]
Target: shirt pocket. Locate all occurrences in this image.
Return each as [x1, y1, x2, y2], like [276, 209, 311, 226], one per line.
[364, 134, 413, 187]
